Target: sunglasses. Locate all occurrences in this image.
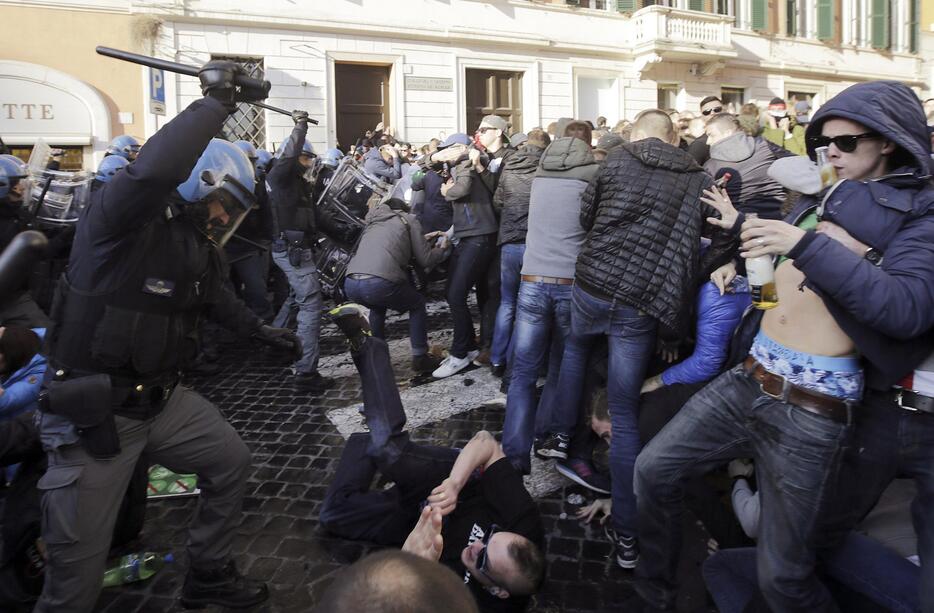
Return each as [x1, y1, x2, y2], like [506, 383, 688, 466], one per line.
[806, 132, 880, 153]
[701, 106, 723, 116]
[474, 524, 500, 580]
[477, 126, 500, 134]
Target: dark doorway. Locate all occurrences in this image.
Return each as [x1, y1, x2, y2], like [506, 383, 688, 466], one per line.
[335, 62, 391, 152]
[465, 69, 523, 135]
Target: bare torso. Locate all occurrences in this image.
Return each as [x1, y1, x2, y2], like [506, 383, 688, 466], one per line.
[760, 260, 857, 357]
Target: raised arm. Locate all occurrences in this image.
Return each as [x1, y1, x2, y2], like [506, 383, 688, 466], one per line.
[426, 430, 504, 516]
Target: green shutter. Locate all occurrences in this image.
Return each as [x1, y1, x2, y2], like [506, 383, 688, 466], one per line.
[786, 0, 797, 36]
[689, 0, 705, 11]
[909, 0, 920, 53]
[616, 0, 637, 11]
[817, 0, 834, 40]
[566, 0, 580, 5]
[751, 0, 768, 31]
[871, 0, 890, 49]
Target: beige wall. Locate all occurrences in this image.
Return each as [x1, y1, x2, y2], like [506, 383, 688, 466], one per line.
[0, 5, 146, 141]
[924, 0, 934, 29]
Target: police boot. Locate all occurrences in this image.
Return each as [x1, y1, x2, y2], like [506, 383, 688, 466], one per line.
[180, 560, 268, 609]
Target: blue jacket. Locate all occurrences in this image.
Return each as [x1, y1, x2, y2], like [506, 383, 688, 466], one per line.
[0, 328, 46, 419]
[733, 81, 934, 390]
[662, 280, 750, 386]
[363, 147, 402, 183]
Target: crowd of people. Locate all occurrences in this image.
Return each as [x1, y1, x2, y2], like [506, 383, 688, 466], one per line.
[0, 56, 933, 613]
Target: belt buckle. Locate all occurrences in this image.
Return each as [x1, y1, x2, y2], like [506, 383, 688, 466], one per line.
[760, 378, 784, 401]
[895, 389, 918, 412]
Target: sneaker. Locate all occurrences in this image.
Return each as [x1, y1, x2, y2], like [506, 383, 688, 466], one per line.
[472, 349, 491, 367]
[490, 363, 506, 378]
[411, 354, 442, 374]
[535, 433, 570, 460]
[605, 526, 639, 569]
[555, 458, 611, 495]
[328, 303, 371, 351]
[294, 371, 334, 393]
[180, 560, 268, 609]
[432, 350, 479, 379]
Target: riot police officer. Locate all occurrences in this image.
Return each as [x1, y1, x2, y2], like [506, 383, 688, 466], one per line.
[268, 112, 333, 393]
[33, 60, 297, 612]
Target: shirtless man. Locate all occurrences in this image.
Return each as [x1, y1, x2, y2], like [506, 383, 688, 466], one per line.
[630, 80, 934, 613]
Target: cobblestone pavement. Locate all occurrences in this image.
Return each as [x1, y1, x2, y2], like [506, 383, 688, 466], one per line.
[93, 296, 712, 613]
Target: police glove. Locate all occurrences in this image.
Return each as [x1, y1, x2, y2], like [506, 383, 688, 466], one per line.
[253, 325, 303, 360]
[292, 110, 309, 126]
[198, 60, 269, 113]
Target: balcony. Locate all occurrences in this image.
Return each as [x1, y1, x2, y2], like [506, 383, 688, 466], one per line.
[628, 5, 736, 66]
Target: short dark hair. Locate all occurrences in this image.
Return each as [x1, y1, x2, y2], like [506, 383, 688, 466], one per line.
[314, 550, 479, 613]
[564, 120, 593, 145]
[0, 326, 39, 375]
[526, 128, 551, 149]
[503, 538, 546, 596]
[706, 113, 741, 133]
[699, 96, 722, 109]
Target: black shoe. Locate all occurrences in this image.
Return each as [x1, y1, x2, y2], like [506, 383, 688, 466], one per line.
[606, 525, 639, 569]
[180, 560, 268, 609]
[294, 371, 334, 393]
[535, 433, 570, 460]
[412, 354, 442, 374]
[328, 303, 371, 351]
[490, 363, 506, 378]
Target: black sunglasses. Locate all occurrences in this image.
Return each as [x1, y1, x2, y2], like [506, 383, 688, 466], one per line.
[701, 106, 723, 116]
[477, 126, 500, 134]
[806, 132, 880, 153]
[475, 524, 500, 579]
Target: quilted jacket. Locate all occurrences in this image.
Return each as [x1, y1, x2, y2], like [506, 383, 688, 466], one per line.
[494, 144, 544, 246]
[575, 137, 724, 336]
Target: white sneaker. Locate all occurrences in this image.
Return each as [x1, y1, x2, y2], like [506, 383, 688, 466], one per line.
[432, 350, 479, 378]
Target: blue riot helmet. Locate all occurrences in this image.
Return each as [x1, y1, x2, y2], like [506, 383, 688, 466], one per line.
[95, 155, 129, 184]
[0, 155, 28, 203]
[105, 135, 142, 161]
[232, 139, 258, 163]
[274, 138, 315, 159]
[321, 148, 343, 169]
[0, 164, 10, 202]
[255, 149, 273, 175]
[176, 138, 256, 246]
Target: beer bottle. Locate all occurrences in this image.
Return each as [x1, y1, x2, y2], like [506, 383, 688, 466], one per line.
[745, 213, 779, 310]
[816, 146, 837, 189]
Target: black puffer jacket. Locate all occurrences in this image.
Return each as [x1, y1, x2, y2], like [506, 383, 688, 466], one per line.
[494, 145, 544, 245]
[576, 138, 732, 336]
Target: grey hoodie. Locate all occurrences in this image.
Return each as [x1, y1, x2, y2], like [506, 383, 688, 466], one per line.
[704, 132, 788, 219]
[346, 202, 448, 284]
[522, 137, 598, 279]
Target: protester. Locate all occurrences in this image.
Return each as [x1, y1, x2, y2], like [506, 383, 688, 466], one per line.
[761, 97, 807, 155]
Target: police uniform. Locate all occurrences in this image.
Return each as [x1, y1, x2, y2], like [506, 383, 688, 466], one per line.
[34, 96, 264, 613]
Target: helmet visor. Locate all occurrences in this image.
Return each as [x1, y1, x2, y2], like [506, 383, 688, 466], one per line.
[190, 179, 254, 246]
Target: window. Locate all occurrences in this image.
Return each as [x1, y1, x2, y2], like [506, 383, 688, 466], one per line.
[715, 0, 733, 16]
[211, 55, 266, 148]
[785, 0, 797, 36]
[909, 0, 920, 53]
[720, 87, 745, 114]
[657, 84, 679, 110]
[817, 0, 834, 41]
[9, 146, 83, 171]
[751, 0, 768, 30]
[870, 0, 890, 49]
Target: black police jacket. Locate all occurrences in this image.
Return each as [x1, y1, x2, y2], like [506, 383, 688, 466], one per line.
[267, 121, 317, 247]
[48, 97, 261, 380]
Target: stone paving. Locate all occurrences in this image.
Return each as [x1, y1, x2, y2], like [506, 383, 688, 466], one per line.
[92, 297, 713, 613]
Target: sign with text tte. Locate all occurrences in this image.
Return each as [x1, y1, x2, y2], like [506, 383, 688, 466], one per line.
[405, 76, 453, 92]
[149, 68, 165, 116]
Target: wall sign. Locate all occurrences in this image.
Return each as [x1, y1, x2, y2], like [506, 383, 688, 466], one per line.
[405, 76, 453, 92]
[0, 76, 93, 144]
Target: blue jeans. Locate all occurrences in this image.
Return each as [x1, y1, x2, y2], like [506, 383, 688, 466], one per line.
[550, 285, 656, 537]
[272, 247, 322, 375]
[490, 243, 526, 366]
[445, 234, 497, 359]
[634, 365, 852, 612]
[503, 281, 571, 474]
[225, 243, 273, 321]
[823, 388, 934, 612]
[344, 275, 429, 355]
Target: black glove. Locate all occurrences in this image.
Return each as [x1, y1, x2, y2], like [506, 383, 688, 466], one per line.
[198, 60, 269, 113]
[253, 325, 302, 360]
[292, 110, 309, 126]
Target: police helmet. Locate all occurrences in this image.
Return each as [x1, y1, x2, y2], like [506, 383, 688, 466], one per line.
[95, 155, 129, 183]
[176, 138, 256, 246]
[255, 149, 273, 175]
[105, 135, 142, 160]
[232, 139, 259, 163]
[321, 148, 343, 169]
[0, 154, 28, 179]
[0, 164, 10, 201]
[0, 155, 28, 202]
[275, 139, 315, 159]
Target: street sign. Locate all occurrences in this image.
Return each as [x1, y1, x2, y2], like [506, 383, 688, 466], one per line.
[149, 67, 165, 116]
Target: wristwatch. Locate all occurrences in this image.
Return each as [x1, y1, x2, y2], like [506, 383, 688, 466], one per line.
[864, 247, 884, 267]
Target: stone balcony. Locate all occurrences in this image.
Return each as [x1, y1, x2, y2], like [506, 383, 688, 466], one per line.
[628, 5, 737, 73]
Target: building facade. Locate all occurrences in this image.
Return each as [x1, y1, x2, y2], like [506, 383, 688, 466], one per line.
[0, 0, 929, 160]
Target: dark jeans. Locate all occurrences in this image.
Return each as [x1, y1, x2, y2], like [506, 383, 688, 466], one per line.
[823, 388, 934, 612]
[344, 275, 429, 355]
[634, 365, 852, 612]
[225, 244, 273, 321]
[704, 536, 921, 613]
[490, 243, 526, 366]
[503, 281, 571, 474]
[477, 246, 501, 352]
[319, 337, 458, 543]
[445, 234, 497, 359]
[551, 285, 656, 537]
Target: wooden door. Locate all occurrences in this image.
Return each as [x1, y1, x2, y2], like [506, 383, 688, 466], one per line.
[465, 69, 522, 135]
[335, 63, 391, 152]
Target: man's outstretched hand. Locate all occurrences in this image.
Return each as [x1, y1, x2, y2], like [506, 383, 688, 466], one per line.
[427, 477, 462, 516]
[402, 505, 444, 561]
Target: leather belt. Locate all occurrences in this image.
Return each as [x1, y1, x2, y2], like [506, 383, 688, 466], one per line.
[521, 275, 573, 285]
[742, 357, 851, 424]
[892, 388, 934, 415]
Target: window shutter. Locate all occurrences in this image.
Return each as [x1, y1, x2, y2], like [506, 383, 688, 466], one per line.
[617, 0, 637, 11]
[909, 0, 920, 53]
[566, 0, 581, 6]
[785, 0, 797, 36]
[871, 0, 890, 49]
[817, 0, 834, 40]
[751, 0, 768, 31]
[689, 0, 705, 11]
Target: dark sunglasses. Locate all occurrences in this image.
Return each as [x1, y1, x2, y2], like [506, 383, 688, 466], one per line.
[806, 132, 880, 153]
[475, 524, 500, 579]
[701, 106, 723, 116]
[477, 126, 499, 134]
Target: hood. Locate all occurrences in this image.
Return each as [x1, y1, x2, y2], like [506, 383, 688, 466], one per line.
[364, 147, 385, 163]
[539, 137, 595, 172]
[806, 81, 931, 177]
[506, 145, 544, 172]
[624, 138, 703, 172]
[709, 132, 755, 163]
[364, 201, 399, 224]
